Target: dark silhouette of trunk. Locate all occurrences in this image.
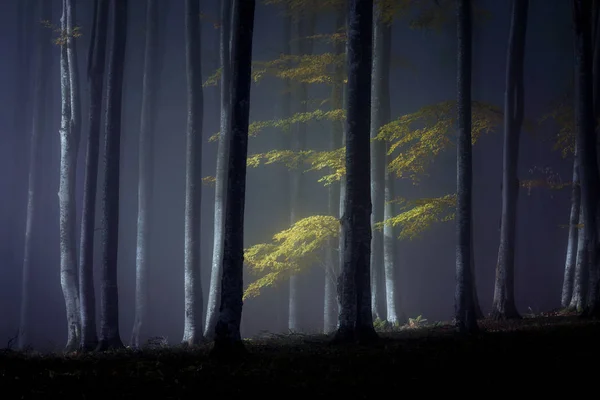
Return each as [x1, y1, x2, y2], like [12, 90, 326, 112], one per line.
[288, 9, 317, 332]
[572, 0, 600, 318]
[18, 0, 50, 350]
[333, 0, 378, 345]
[182, 0, 204, 346]
[592, 1, 600, 170]
[491, 0, 528, 321]
[205, 0, 233, 340]
[59, 0, 83, 352]
[130, 0, 161, 348]
[570, 204, 588, 310]
[370, 3, 390, 321]
[97, 0, 128, 351]
[470, 227, 484, 319]
[212, 0, 255, 357]
[79, 0, 108, 352]
[324, 7, 345, 334]
[562, 150, 581, 308]
[454, 0, 478, 334]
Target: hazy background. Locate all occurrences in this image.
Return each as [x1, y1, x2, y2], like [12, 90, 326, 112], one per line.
[0, 0, 573, 349]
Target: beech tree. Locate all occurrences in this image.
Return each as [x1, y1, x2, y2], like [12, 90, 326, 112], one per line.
[97, 0, 128, 351]
[213, 0, 256, 356]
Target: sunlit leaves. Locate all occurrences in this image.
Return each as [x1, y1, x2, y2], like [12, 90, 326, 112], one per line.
[376, 194, 456, 240]
[377, 101, 502, 183]
[243, 216, 340, 299]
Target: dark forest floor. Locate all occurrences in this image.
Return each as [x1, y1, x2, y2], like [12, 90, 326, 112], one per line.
[1, 311, 599, 398]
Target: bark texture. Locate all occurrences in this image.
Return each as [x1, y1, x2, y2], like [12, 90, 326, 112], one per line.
[212, 0, 256, 357]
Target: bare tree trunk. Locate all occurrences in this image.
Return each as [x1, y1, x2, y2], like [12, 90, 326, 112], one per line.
[569, 204, 588, 311]
[205, 0, 233, 339]
[491, 0, 528, 321]
[212, 0, 256, 357]
[454, 0, 478, 334]
[97, 0, 128, 351]
[562, 151, 580, 308]
[130, 0, 160, 349]
[79, 0, 109, 352]
[333, 0, 377, 345]
[18, 0, 50, 350]
[182, 0, 205, 346]
[370, 2, 390, 322]
[573, 0, 600, 318]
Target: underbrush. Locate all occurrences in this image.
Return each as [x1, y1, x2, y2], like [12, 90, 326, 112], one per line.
[1, 314, 598, 397]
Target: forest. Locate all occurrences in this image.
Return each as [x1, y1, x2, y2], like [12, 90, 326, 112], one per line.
[1, 0, 600, 395]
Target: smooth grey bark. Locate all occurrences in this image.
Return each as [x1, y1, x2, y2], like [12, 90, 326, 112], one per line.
[562, 151, 581, 308]
[470, 229, 484, 319]
[569, 204, 587, 310]
[182, 0, 204, 346]
[333, 0, 378, 344]
[79, 0, 109, 352]
[369, 3, 390, 321]
[288, 10, 317, 332]
[491, 0, 528, 321]
[58, 0, 83, 352]
[97, 0, 128, 351]
[212, 0, 255, 357]
[324, 8, 345, 334]
[18, 0, 50, 351]
[205, 0, 233, 340]
[130, 0, 160, 348]
[454, 0, 478, 334]
[572, 0, 600, 317]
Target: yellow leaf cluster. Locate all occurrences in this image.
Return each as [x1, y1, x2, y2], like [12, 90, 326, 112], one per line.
[378, 101, 502, 183]
[376, 194, 456, 240]
[243, 215, 340, 299]
[254, 53, 345, 85]
[539, 92, 575, 158]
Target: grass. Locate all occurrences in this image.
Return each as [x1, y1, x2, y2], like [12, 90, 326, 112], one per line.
[1, 312, 598, 397]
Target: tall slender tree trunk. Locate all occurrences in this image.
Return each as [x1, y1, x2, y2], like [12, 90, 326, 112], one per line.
[18, 0, 50, 350]
[79, 0, 109, 352]
[97, 0, 128, 351]
[58, 0, 83, 352]
[212, 0, 255, 357]
[454, 0, 478, 334]
[491, 0, 528, 320]
[369, 2, 390, 322]
[334, 0, 377, 345]
[182, 0, 205, 346]
[562, 150, 581, 308]
[572, 0, 600, 318]
[288, 9, 317, 332]
[205, 0, 233, 340]
[324, 7, 345, 334]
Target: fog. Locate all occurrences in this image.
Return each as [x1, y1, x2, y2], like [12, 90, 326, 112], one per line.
[0, 0, 573, 350]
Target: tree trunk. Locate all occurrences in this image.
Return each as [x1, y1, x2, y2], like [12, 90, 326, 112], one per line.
[333, 0, 378, 345]
[454, 0, 478, 334]
[569, 204, 588, 311]
[491, 0, 528, 321]
[562, 151, 581, 308]
[79, 0, 109, 352]
[58, 0, 83, 352]
[572, 0, 600, 318]
[97, 0, 128, 351]
[18, 0, 50, 351]
[324, 7, 345, 334]
[212, 0, 255, 357]
[205, 0, 233, 340]
[288, 9, 317, 332]
[369, 2, 390, 322]
[182, 0, 205, 346]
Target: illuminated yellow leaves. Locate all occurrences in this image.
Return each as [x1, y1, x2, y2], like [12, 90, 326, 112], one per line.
[243, 215, 340, 299]
[376, 194, 456, 240]
[254, 53, 345, 85]
[539, 93, 575, 158]
[378, 101, 502, 183]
